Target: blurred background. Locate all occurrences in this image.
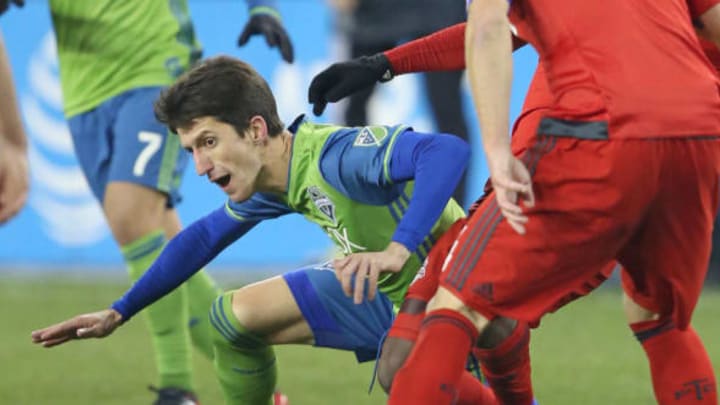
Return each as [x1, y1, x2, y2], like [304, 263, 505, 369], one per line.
[0, 1, 717, 404]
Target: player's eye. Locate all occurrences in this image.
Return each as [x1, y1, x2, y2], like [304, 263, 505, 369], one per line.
[203, 137, 217, 148]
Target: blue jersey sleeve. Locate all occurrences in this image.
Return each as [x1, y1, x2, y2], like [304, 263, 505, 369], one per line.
[110, 207, 258, 320]
[319, 125, 408, 205]
[110, 193, 291, 320]
[387, 131, 469, 251]
[319, 127, 469, 253]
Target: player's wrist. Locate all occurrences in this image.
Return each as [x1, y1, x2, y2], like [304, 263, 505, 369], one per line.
[368, 53, 394, 82]
[385, 241, 411, 270]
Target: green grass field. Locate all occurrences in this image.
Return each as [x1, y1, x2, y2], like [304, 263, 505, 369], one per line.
[1, 276, 718, 405]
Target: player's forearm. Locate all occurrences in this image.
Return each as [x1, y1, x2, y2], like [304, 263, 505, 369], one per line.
[111, 207, 255, 320]
[384, 22, 526, 76]
[389, 131, 470, 253]
[385, 23, 466, 75]
[0, 34, 27, 150]
[466, 0, 513, 154]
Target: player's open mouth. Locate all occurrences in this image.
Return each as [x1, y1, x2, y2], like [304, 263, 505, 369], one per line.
[214, 175, 231, 188]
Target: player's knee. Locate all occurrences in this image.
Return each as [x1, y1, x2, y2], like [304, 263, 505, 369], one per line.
[228, 285, 268, 333]
[476, 316, 517, 349]
[208, 292, 266, 351]
[622, 292, 659, 324]
[103, 182, 167, 244]
[377, 337, 414, 393]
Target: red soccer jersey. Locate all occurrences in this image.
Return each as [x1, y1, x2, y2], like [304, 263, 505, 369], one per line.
[508, 0, 720, 139]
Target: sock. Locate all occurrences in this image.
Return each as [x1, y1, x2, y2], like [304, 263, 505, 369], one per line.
[631, 320, 717, 404]
[389, 309, 480, 405]
[476, 321, 534, 405]
[210, 291, 277, 405]
[457, 371, 498, 405]
[122, 231, 193, 391]
[185, 271, 221, 360]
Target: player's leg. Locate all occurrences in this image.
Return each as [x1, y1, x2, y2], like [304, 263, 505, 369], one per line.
[162, 208, 221, 360]
[391, 134, 656, 405]
[621, 266, 717, 405]
[380, 300, 504, 405]
[617, 138, 720, 405]
[71, 86, 217, 401]
[209, 264, 394, 404]
[377, 218, 496, 403]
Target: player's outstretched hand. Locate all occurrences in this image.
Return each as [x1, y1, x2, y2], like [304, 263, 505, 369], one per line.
[488, 150, 534, 235]
[0, 0, 24, 17]
[334, 242, 410, 304]
[238, 12, 294, 63]
[0, 144, 28, 223]
[308, 53, 393, 116]
[31, 309, 123, 348]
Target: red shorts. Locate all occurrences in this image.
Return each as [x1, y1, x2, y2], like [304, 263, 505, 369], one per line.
[388, 218, 468, 340]
[440, 133, 720, 329]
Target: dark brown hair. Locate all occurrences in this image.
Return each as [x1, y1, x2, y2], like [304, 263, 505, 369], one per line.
[154, 55, 284, 136]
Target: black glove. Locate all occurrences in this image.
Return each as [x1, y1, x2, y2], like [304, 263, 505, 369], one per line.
[238, 12, 294, 63]
[0, 0, 24, 17]
[308, 53, 393, 116]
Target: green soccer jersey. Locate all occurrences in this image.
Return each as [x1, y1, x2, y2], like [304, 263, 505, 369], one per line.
[49, 0, 201, 117]
[226, 118, 466, 307]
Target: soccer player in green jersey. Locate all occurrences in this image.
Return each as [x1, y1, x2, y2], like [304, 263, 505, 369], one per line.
[31, 55, 469, 405]
[18, 1, 294, 403]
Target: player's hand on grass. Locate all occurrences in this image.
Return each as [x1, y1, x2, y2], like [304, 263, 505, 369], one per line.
[31, 309, 123, 348]
[0, 0, 24, 17]
[334, 242, 410, 304]
[308, 53, 393, 116]
[238, 9, 294, 63]
[0, 144, 28, 223]
[488, 149, 534, 235]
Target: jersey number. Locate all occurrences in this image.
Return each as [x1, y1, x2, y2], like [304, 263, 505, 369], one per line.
[134, 131, 163, 177]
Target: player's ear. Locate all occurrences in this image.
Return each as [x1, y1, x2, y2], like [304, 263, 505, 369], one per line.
[248, 115, 269, 144]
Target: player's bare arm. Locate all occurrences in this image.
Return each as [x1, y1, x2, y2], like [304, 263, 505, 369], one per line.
[467, 0, 534, 235]
[0, 33, 28, 223]
[31, 309, 124, 348]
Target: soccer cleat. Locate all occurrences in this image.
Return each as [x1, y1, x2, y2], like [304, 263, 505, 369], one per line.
[149, 386, 200, 405]
[273, 391, 289, 405]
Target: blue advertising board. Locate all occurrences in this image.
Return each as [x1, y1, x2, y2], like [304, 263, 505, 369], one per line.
[0, 1, 538, 270]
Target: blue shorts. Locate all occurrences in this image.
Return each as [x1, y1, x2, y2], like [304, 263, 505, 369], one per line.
[68, 86, 188, 207]
[283, 263, 395, 362]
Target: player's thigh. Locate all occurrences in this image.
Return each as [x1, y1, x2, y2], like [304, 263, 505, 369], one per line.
[283, 263, 395, 362]
[108, 86, 189, 209]
[231, 275, 313, 345]
[621, 279, 659, 324]
[617, 138, 720, 328]
[439, 136, 652, 325]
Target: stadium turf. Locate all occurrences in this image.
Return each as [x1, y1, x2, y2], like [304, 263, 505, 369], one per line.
[2, 276, 718, 404]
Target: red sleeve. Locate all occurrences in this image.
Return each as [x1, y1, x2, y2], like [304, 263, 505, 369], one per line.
[688, 0, 720, 18]
[383, 22, 526, 75]
[384, 23, 466, 75]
